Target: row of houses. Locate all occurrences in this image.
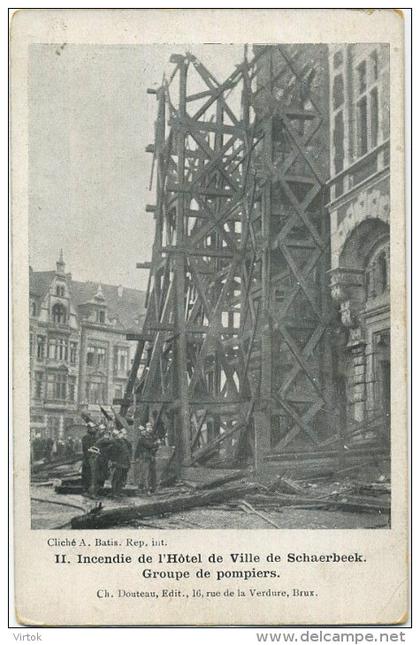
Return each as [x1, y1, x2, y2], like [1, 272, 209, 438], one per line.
[29, 252, 145, 440]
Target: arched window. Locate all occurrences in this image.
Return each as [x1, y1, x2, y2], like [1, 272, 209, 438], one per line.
[52, 303, 66, 324]
[378, 251, 388, 292]
[365, 243, 389, 300]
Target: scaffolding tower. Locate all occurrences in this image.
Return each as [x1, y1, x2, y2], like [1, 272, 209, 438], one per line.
[120, 45, 334, 475]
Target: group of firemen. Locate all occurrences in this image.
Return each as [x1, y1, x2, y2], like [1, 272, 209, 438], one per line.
[81, 414, 164, 499]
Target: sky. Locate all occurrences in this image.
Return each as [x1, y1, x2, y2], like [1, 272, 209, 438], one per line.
[28, 43, 244, 291]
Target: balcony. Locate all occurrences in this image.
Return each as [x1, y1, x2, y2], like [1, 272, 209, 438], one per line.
[328, 140, 389, 205]
[42, 398, 78, 410]
[48, 322, 71, 334]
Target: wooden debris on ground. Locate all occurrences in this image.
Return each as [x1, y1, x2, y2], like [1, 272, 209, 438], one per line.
[55, 483, 141, 497]
[268, 474, 305, 495]
[237, 500, 282, 529]
[31, 460, 82, 482]
[71, 480, 260, 529]
[180, 466, 244, 490]
[31, 456, 82, 474]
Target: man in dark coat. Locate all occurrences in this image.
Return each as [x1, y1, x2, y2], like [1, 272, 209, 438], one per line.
[44, 437, 54, 463]
[88, 425, 114, 497]
[110, 430, 132, 497]
[81, 423, 97, 493]
[119, 428, 132, 489]
[65, 436, 75, 459]
[134, 422, 159, 494]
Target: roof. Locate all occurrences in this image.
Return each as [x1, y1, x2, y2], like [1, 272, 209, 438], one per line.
[29, 271, 56, 299]
[70, 281, 146, 331]
[29, 269, 146, 332]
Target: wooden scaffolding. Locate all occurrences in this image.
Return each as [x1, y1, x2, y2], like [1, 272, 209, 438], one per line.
[119, 45, 334, 474]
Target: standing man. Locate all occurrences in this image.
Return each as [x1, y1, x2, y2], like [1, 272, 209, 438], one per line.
[81, 422, 97, 493]
[119, 428, 132, 490]
[134, 421, 160, 495]
[110, 430, 131, 497]
[44, 436, 54, 463]
[88, 424, 114, 497]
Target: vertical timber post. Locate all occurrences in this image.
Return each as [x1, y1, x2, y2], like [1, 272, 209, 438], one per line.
[254, 49, 273, 474]
[174, 58, 191, 469]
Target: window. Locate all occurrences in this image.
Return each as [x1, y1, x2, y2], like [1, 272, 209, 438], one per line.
[46, 372, 67, 400]
[366, 244, 389, 300]
[355, 53, 381, 158]
[48, 339, 56, 360]
[370, 87, 379, 148]
[333, 74, 344, 110]
[370, 50, 378, 81]
[56, 284, 65, 297]
[86, 345, 107, 368]
[333, 50, 343, 69]
[52, 303, 66, 324]
[357, 96, 368, 156]
[85, 377, 107, 404]
[37, 336, 45, 360]
[97, 309, 106, 323]
[48, 337, 68, 361]
[333, 111, 345, 173]
[31, 301, 37, 317]
[114, 384, 123, 400]
[34, 372, 43, 399]
[114, 347, 128, 373]
[55, 373, 67, 399]
[70, 342, 77, 365]
[357, 61, 367, 95]
[29, 333, 34, 356]
[57, 338, 67, 361]
[378, 251, 388, 292]
[86, 347, 95, 366]
[97, 347, 106, 367]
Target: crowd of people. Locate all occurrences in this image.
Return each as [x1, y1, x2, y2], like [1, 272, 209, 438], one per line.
[81, 416, 163, 498]
[31, 433, 82, 462]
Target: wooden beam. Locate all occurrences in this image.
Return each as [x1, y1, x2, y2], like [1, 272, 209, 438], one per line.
[70, 481, 260, 529]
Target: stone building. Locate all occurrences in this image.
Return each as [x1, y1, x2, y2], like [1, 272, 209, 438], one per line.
[29, 252, 145, 440]
[327, 44, 390, 437]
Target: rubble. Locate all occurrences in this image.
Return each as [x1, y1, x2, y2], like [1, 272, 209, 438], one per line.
[70, 481, 260, 529]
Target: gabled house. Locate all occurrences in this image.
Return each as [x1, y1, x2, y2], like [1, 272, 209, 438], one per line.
[29, 252, 145, 440]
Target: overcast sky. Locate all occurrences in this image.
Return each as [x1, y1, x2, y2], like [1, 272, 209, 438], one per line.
[28, 44, 244, 291]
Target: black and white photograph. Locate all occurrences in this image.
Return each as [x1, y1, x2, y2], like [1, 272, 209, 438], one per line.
[27, 41, 392, 531]
[10, 8, 409, 628]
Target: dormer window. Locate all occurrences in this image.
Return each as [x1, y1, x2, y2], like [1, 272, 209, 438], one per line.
[52, 303, 66, 324]
[97, 309, 106, 324]
[56, 284, 65, 297]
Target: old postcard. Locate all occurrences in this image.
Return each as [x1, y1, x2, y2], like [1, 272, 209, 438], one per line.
[11, 8, 408, 625]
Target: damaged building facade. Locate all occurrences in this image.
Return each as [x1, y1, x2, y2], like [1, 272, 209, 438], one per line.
[327, 44, 390, 438]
